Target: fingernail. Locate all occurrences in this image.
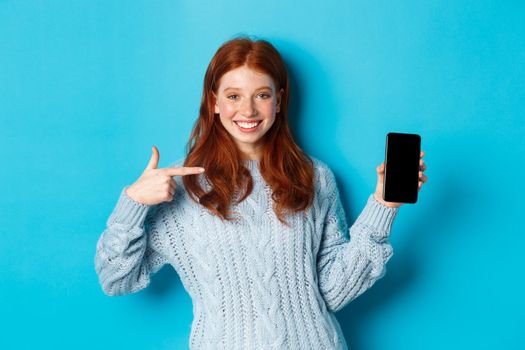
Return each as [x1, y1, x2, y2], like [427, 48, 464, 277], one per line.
[199, 168, 205, 172]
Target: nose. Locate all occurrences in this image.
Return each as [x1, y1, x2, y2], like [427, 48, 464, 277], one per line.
[240, 97, 256, 117]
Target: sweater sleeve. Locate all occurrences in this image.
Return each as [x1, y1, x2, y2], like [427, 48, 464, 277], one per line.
[94, 186, 171, 296]
[316, 165, 399, 312]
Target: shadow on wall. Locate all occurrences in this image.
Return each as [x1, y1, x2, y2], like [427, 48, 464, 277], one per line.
[337, 171, 471, 349]
[144, 265, 182, 299]
[276, 37, 341, 163]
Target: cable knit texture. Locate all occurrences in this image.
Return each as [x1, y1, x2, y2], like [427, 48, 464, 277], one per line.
[94, 157, 399, 350]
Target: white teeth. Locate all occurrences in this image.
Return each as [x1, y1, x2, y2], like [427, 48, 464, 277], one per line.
[235, 121, 260, 128]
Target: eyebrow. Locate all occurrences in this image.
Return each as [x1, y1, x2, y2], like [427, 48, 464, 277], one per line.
[223, 86, 273, 93]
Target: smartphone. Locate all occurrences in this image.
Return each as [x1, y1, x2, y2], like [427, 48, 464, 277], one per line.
[383, 132, 421, 204]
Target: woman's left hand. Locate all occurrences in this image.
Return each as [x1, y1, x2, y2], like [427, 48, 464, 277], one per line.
[373, 150, 428, 209]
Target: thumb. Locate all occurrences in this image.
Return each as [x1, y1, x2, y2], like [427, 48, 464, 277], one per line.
[146, 145, 160, 170]
[377, 162, 385, 174]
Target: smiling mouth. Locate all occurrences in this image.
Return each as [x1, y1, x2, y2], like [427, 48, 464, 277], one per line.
[234, 120, 262, 130]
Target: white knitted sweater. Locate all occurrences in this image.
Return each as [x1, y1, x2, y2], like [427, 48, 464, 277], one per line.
[94, 157, 399, 349]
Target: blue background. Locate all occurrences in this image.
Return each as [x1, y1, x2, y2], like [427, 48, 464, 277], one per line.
[1, 0, 524, 349]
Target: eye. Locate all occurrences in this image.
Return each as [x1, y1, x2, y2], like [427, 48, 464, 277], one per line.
[258, 93, 271, 99]
[227, 94, 239, 100]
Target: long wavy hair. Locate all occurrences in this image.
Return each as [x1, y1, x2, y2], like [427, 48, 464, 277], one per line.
[182, 36, 315, 227]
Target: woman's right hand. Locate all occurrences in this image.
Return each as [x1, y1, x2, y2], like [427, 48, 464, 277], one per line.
[125, 146, 205, 205]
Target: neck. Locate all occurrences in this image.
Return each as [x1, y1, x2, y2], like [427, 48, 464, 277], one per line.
[239, 145, 264, 161]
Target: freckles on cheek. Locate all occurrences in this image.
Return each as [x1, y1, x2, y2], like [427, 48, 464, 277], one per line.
[219, 103, 236, 118]
[266, 105, 277, 115]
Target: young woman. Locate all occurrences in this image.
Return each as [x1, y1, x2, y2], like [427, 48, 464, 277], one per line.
[95, 36, 428, 350]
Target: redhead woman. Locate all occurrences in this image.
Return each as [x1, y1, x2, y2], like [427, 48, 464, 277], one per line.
[94, 36, 428, 350]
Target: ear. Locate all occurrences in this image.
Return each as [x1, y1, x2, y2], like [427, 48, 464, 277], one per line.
[276, 88, 284, 113]
[212, 92, 220, 114]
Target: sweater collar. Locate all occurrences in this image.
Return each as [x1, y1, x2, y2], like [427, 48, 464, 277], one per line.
[242, 159, 260, 173]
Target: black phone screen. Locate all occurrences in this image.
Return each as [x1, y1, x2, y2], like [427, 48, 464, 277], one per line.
[383, 132, 421, 204]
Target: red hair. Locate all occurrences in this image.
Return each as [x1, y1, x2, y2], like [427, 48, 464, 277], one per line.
[182, 36, 315, 227]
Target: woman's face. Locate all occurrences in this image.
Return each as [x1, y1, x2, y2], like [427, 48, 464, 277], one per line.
[213, 65, 283, 160]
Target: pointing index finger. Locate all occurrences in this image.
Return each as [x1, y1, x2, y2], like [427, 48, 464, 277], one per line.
[166, 167, 205, 176]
